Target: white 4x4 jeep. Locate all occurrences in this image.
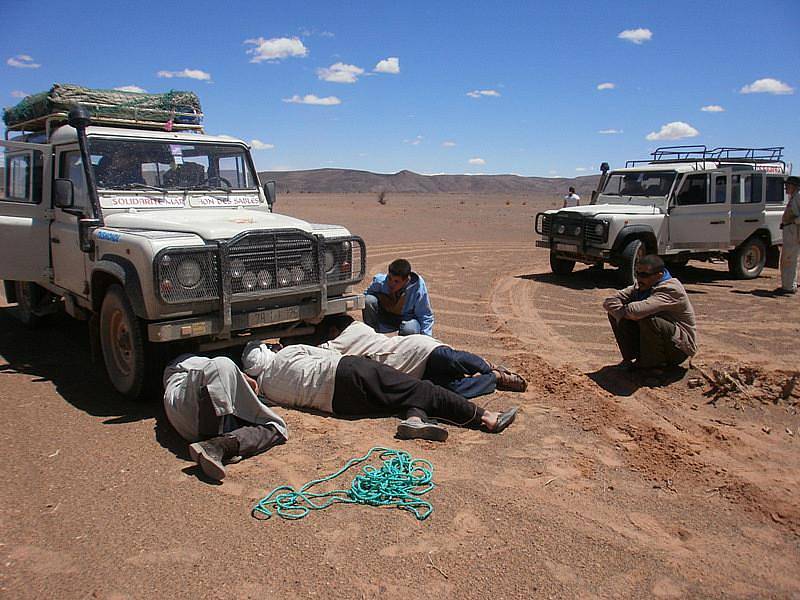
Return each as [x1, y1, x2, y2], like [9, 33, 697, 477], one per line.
[536, 146, 790, 285]
[0, 103, 365, 400]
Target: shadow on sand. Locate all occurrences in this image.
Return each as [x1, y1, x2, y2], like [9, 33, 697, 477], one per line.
[587, 364, 687, 397]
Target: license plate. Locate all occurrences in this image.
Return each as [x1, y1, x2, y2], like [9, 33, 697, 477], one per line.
[247, 306, 300, 328]
[555, 243, 577, 253]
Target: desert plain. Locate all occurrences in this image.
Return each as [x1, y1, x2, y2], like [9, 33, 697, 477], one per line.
[1, 192, 798, 599]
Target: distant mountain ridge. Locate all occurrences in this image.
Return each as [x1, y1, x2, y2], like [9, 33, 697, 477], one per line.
[257, 168, 601, 197]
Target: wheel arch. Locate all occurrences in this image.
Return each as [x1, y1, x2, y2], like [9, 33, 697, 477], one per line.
[91, 256, 147, 318]
[612, 225, 658, 257]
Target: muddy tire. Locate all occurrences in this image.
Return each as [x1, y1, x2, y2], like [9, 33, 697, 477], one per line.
[728, 237, 766, 280]
[619, 239, 645, 287]
[13, 281, 44, 328]
[100, 284, 147, 400]
[550, 252, 575, 275]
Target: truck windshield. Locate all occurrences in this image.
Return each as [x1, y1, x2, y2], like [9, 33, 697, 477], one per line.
[602, 171, 676, 197]
[88, 139, 258, 191]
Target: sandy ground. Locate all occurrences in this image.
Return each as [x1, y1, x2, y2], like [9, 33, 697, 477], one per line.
[1, 193, 798, 599]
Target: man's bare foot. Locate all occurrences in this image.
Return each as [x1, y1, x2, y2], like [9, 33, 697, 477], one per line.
[481, 407, 518, 433]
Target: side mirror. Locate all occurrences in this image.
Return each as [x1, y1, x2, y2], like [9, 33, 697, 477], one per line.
[263, 180, 276, 209]
[54, 178, 75, 208]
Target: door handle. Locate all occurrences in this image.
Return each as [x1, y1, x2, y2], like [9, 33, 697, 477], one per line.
[744, 218, 758, 223]
[709, 220, 726, 225]
[51, 237, 60, 244]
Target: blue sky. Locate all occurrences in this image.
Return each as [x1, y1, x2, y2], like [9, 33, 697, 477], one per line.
[2, 0, 798, 177]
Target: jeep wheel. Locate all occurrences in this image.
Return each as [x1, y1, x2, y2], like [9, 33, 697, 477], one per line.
[728, 237, 766, 279]
[14, 281, 44, 328]
[550, 252, 575, 275]
[100, 284, 146, 400]
[619, 239, 645, 286]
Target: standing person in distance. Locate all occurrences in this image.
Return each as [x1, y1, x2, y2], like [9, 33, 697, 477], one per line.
[563, 186, 581, 208]
[776, 176, 800, 296]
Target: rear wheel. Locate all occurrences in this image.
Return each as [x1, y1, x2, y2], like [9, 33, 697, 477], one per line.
[618, 239, 645, 287]
[550, 252, 575, 275]
[728, 237, 766, 279]
[100, 284, 147, 400]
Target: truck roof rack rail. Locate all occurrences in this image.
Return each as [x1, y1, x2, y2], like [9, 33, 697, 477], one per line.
[625, 145, 785, 170]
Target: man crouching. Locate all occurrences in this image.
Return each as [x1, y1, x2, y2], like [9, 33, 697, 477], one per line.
[602, 254, 698, 371]
[163, 355, 288, 481]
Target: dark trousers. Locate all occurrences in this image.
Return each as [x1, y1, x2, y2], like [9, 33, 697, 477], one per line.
[423, 346, 496, 399]
[197, 390, 283, 456]
[332, 356, 485, 426]
[608, 315, 688, 368]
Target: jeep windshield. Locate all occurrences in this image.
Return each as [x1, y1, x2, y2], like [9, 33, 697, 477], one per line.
[601, 171, 677, 202]
[87, 139, 259, 191]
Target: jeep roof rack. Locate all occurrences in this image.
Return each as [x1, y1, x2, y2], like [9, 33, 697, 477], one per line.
[625, 145, 785, 170]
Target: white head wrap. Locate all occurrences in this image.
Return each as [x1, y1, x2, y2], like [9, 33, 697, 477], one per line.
[241, 341, 275, 378]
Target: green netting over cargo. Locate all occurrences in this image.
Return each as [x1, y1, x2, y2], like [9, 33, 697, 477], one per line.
[3, 83, 203, 129]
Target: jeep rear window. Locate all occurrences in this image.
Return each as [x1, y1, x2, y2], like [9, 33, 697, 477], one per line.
[765, 177, 785, 204]
[87, 138, 258, 191]
[602, 171, 676, 196]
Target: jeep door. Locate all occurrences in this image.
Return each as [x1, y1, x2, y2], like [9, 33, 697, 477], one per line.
[730, 172, 765, 246]
[50, 146, 90, 295]
[0, 140, 52, 283]
[668, 172, 731, 250]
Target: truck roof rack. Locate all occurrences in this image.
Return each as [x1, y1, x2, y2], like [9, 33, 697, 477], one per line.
[5, 111, 205, 140]
[625, 145, 785, 170]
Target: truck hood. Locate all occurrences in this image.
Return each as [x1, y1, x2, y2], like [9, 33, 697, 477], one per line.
[103, 208, 314, 240]
[557, 203, 664, 217]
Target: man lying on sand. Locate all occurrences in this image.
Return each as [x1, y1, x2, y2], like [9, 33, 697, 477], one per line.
[316, 315, 527, 399]
[242, 341, 518, 443]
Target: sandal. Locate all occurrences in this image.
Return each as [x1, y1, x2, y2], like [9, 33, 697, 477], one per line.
[493, 367, 528, 392]
[490, 407, 518, 434]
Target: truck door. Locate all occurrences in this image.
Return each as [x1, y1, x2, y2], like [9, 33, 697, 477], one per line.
[50, 146, 91, 296]
[0, 140, 52, 283]
[730, 172, 764, 246]
[667, 171, 731, 250]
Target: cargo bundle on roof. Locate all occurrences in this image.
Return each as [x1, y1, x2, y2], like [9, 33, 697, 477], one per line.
[3, 83, 203, 134]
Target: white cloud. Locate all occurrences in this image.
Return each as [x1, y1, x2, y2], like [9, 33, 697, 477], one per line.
[244, 36, 308, 63]
[10, 90, 29, 98]
[645, 121, 699, 141]
[317, 62, 364, 83]
[575, 167, 588, 172]
[598, 129, 623, 134]
[250, 139, 275, 150]
[466, 89, 500, 98]
[468, 157, 486, 165]
[282, 94, 341, 106]
[700, 104, 725, 112]
[7, 54, 40, 68]
[739, 78, 794, 95]
[617, 28, 653, 44]
[597, 82, 615, 91]
[374, 57, 400, 74]
[114, 85, 147, 93]
[403, 135, 423, 146]
[442, 141, 456, 147]
[157, 69, 211, 81]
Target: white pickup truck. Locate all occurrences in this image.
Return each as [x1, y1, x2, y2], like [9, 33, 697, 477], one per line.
[1, 89, 365, 400]
[536, 146, 790, 285]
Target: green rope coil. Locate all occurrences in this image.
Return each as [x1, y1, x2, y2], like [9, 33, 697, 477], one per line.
[252, 447, 435, 521]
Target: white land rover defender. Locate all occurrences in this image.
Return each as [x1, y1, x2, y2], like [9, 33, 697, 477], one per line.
[0, 85, 365, 399]
[535, 146, 791, 285]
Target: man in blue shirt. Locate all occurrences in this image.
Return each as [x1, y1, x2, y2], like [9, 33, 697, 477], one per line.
[363, 258, 434, 336]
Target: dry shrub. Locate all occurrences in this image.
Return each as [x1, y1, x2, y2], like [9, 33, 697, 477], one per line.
[377, 190, 387, 205]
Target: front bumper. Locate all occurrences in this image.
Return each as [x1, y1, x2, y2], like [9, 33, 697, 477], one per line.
[537, 238, 610, 261]
[147, 292, 364, 343]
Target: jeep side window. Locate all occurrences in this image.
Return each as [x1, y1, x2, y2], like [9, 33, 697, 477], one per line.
[676, 174, 708, 206]
[2, 151, 42, 203]
[765, 176, 785, 204]
[744, 174, 763, 203]
[60, 150, 90, 212]
[713, 175, 726, 203]
[731, 175, 742, 204]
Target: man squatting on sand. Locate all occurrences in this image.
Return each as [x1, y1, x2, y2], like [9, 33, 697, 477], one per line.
[242, 341, 519, 444]
[317, 315, 527, 399]
[602, 254, 698, 371]
[363, 258, 434, 336]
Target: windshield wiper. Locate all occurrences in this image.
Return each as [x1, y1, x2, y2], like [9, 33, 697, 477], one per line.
[119, 182, 169, 193]
[187, 184, 231, 192]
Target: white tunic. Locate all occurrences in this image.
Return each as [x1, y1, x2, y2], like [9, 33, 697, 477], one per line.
[319, 321, 444, 379]
[163, 355, 288, 442]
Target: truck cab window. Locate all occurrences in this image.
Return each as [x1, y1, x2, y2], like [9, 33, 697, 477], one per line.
[731, 175, 742, 204]
[745, 174, 763, 204]
[713, 175, 727, 203]
[765, 177, 785, 204]
[676, 174, 708, 206]
[60, 150, 90, 212]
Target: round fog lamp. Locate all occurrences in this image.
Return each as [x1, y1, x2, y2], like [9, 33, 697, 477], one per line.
[557, 224, 566, 235]
[573, 226, 581, 236]
[291, 266, 305, 284]
[277, 268, 291, 287]
[242, 271, 257, 291]
[230, 259, 245, 279]
[257, 270, 272, 289]
[176, 258, 202, 288]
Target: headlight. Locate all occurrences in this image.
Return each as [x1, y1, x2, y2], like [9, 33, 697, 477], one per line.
[594, 222, 605, 236]
[291, 266, 305, 284]
[277, 268, 291, 287]
[176, 258, 202, 288]
[573, 226, 581, 236]
[324, 249, 335, 272]
[557, 224, 566, 235]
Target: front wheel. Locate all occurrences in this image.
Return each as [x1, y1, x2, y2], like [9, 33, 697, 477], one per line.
[100, 285, 147, 400]
[728, 237, 767, 279]
[550, 252, 575, 275]
[618, 239, 645, 287]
